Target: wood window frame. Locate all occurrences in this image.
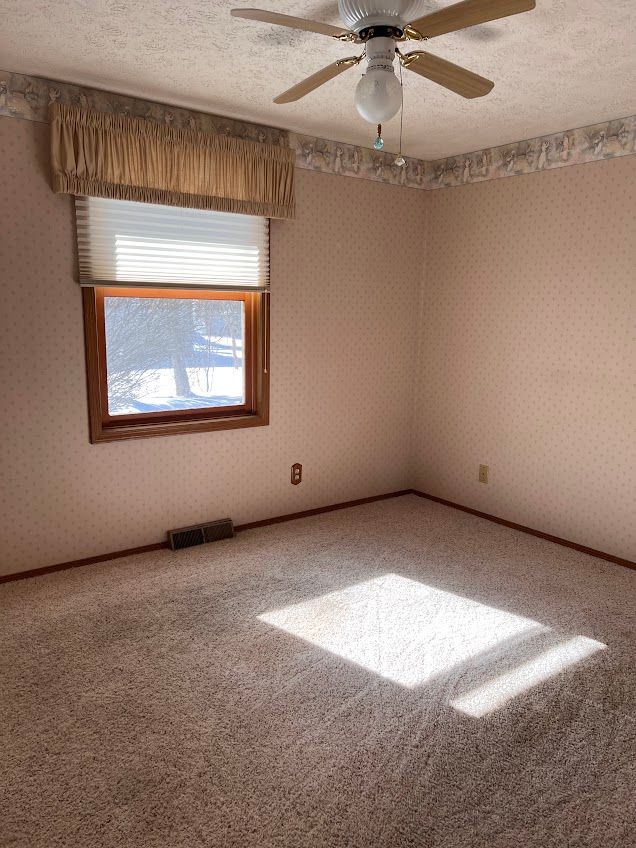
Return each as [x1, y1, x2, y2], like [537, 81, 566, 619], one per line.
[82, 286, 269, 443]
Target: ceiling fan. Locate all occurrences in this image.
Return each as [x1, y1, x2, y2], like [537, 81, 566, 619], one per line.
[231, 0, 536, 129]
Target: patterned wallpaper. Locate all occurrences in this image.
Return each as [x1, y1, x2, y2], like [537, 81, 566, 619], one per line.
[1, 72, 634, 571]
[414, 155, 636, 561]
[0, 116, 426, 574]
[1, 69, 634, 192]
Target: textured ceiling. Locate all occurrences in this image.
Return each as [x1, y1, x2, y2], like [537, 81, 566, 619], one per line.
[1, 1, 634, 159]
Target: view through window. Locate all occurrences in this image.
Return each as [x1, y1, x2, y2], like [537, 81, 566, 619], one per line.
[103, 292, 245, 416]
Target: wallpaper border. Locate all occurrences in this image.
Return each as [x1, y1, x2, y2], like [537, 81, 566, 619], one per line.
[1, 69, 634, 191]
[423, 115, 636, 189]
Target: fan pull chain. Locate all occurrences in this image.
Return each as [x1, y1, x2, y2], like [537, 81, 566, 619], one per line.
[395, 59, 406, 167]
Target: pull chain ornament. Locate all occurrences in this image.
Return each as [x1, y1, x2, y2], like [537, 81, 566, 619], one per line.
[373, 123, 384, 150]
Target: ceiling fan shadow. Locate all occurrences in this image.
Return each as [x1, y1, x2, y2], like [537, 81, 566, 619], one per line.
[261, 29, 309, 47]
[306, 2, 345, 24]
[458, 23, 505, 42]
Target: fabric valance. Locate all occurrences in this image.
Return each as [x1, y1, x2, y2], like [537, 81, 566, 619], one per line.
[49, 103, 295, 220]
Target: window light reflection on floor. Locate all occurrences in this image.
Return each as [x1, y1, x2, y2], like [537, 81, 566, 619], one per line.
[450, 635, 606, 717]
[258, 574, 607, 715]
[259, 574, 541, 689]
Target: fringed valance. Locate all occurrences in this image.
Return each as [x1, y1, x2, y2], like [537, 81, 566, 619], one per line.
[49, 103, 295, 219]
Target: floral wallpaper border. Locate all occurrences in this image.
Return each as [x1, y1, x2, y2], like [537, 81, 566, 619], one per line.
[1, 70, 634, 191]
[290, 116, 636, 189]
[288, 132, 427, 189]
[423, 115, 636, 189]
[0, 70, 288, 147]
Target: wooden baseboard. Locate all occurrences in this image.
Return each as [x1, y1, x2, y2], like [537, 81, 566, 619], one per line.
[2, 488, 632, 584]
[0, 543, 170, 585]
[233, 490, 412, 532]
[411, 490, 635, 570]
[0, 490, 412, 584]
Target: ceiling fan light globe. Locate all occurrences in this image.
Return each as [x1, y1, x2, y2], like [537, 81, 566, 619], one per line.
[354, 69, 402, 124]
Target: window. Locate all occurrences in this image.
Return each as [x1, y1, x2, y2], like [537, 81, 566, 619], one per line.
[79, 198, 269, 441]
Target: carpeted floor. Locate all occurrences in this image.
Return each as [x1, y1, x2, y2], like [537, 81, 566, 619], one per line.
[1, 495, 634, 848]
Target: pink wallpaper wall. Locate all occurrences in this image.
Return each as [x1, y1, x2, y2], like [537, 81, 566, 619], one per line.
[0, 116, 426, 575]
[1, 115, 634, 574]
[414, 157, 636, 561]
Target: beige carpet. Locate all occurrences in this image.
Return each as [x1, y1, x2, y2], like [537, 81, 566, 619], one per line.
[1, 495, 634, 848]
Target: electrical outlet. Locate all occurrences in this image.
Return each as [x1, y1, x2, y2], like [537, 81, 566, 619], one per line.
[479, 464, 489, 484]
[291, 463, 302, 485]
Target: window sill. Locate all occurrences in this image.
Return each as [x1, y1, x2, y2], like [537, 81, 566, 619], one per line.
[90, 409, 269, 442]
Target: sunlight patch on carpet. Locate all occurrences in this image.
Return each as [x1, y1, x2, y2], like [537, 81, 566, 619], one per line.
[450, 635, 606, 717]
[258, 573, 541, 688]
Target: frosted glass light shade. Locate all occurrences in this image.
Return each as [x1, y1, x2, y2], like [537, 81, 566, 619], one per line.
[354, 69, 402, 123]
[338, 0, 428, 32]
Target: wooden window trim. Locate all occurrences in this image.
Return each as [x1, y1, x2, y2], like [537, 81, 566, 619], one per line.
[82, 286, 269, 443]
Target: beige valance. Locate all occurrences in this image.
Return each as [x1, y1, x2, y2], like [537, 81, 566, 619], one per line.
[49, 102, 295, 219]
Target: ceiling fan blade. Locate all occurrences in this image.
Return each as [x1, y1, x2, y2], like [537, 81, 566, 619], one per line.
[274, 57, 361, 104]
[401, 51, 494, 98]
[407, 0, 536, 40]
[231, 8, 357, 41]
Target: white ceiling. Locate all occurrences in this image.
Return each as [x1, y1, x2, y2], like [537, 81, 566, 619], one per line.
[1, 1, 635, 159]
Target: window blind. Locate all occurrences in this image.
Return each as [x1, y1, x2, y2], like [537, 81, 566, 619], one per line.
[75, 197, 269, 291]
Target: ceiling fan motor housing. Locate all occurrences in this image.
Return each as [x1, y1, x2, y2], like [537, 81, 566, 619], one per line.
[338, 0, 429, 33]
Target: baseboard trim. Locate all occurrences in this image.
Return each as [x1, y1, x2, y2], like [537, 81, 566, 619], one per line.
[0, 543, 169, 585]
[411, 490, 635, 570]
[233, 490, 413, 532]
[0, 490, 412, 584]
[2, 488, 632, 584]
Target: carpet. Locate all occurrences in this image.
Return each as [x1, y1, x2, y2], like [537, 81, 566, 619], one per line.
[1, 495, 634, 847]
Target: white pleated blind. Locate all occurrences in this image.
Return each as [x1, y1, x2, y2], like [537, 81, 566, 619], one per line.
[75, 197, 269, 290]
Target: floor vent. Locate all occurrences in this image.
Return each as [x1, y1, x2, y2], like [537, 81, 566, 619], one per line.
[168, 518, 234, 551]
